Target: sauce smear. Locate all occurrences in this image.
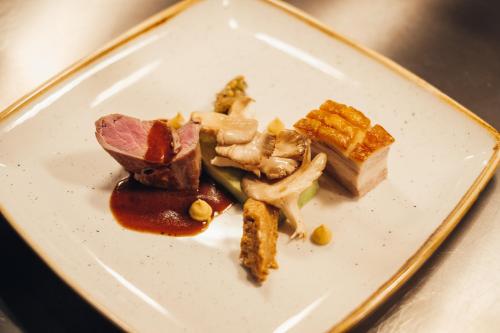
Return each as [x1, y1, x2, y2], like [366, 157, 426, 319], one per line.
[110, 175, 233, 236]
[144, 121, 175, 163]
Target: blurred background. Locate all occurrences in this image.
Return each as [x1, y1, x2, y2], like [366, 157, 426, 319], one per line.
[1, 0, 498, 332]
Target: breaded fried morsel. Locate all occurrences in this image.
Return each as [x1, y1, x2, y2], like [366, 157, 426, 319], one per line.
[240, 198, 279, 282]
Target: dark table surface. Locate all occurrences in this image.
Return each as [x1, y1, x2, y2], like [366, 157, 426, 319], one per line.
[1, 1, 499, 332]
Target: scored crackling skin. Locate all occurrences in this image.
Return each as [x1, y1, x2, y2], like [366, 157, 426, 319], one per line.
[294, 100, 394, 162]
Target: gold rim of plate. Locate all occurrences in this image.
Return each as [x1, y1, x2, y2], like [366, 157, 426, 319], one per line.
[0, 0, 498, 332]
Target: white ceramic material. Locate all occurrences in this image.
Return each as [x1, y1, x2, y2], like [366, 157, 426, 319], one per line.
[0, 0, 498, 332]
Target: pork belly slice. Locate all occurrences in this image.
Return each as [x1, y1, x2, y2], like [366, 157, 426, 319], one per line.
[294, 100, 395, 196]
[95, 114, 201, 190]
[240, 198, 279, 283]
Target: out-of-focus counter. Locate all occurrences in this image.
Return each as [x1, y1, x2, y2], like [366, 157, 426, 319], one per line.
[0, 1, 498, 332]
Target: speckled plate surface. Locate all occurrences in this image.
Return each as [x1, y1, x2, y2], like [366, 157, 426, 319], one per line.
[0, 0, 498, 332]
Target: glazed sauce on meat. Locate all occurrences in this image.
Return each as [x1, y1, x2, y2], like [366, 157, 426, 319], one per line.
[110, 176, 233, 236]
[144, 121, 175, 163]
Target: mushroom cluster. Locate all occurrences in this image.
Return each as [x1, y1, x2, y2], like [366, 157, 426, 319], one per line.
[191, 76, 326, 239]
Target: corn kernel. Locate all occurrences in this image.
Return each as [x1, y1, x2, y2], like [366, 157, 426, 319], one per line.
[311, 224, 332, 245]
[168, 113, 184, 129]
[267, 118, 285, 135]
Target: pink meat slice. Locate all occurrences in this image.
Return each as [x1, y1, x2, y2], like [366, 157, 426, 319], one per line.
[95, 114, 201, 190]
[134, 122, 202, 190]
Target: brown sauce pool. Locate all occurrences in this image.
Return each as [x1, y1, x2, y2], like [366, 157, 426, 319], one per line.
[110, 175, 233, 236]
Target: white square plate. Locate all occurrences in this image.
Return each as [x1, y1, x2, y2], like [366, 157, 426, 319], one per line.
[0, 0, 498, 332]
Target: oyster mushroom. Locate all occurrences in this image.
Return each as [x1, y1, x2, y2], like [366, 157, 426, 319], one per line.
[191, 111, 258, 145]
[242, 147, 327, 239]
[260, 157, 299, 180]
[211, 156, 261, 177]
[228, 96, 253, 117]
[212, 131, 307, 180]
[215, 132, 275, 166]
[272, 129, 307, 160]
